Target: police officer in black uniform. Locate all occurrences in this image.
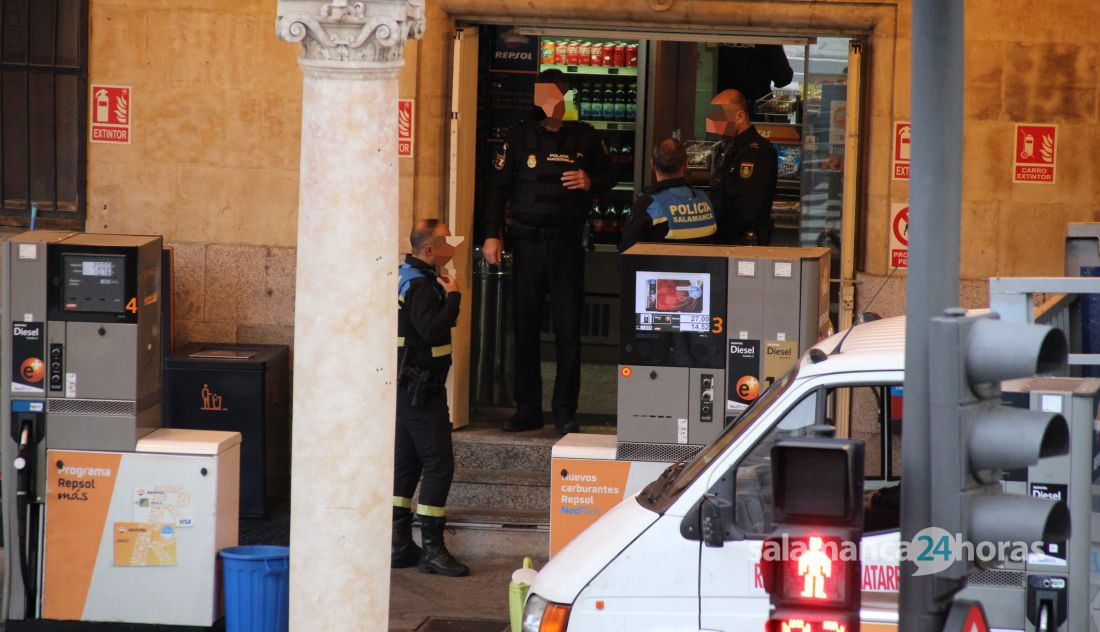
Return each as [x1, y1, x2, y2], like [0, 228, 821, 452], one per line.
[482, 69, 615, 435]
[620, 138, 717, 251]
[707, 89, 779, 245]
[393, 219, 468, 577]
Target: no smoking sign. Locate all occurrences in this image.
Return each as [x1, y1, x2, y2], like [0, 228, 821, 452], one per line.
[890, 203, 908, 269]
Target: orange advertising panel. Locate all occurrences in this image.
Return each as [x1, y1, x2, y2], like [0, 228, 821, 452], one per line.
[43, 451, 122, 620]
[550, 458, 631, 556]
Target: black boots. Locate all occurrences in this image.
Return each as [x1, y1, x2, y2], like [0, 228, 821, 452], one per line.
[391, 508, 420, 569]
[417, 515, 469, 577]
[554, 411, 579, 436]
[503, 406, 543, 432]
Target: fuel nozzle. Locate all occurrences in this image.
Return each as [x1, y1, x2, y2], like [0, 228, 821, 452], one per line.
[14, 420, 31, 496]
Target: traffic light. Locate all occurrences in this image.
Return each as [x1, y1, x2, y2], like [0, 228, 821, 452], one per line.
[928, 311, 1070, 590]
[761, 438, 864, 632]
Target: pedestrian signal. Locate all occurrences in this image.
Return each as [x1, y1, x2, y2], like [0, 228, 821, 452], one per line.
[761, 439, 864, 630]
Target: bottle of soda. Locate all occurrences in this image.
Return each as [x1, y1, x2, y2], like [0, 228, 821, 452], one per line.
[613, 85, 627, 120]
[601, 84, 616, 121]
[578, 85, 592, 120]
[626, 85, 637, 120]
[619, 137, 634, 169]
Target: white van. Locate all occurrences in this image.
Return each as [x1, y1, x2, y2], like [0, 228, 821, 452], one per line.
[521, 315, 912, 631]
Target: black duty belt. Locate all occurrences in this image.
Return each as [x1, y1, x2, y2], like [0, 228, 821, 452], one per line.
[510, 221, 583, 240]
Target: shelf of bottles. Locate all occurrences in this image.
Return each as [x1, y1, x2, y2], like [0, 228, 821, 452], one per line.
[540, 36, 640, 246]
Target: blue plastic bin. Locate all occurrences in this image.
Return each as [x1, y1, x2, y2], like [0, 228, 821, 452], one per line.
[220, 545, 290, 632]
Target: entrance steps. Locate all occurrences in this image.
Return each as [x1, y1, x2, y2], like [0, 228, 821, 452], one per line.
[412, 416, 556, 561]
[411, 412, 613, 562]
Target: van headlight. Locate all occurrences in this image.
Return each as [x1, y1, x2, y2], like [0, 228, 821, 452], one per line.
[522, 593, 571, 632]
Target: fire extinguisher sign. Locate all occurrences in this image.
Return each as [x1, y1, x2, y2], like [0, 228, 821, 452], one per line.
[397, 99, 414, 159]
[89, 85, 131, 144]
[893, 121, 910, 180]
[1013, 123, 1056, 184]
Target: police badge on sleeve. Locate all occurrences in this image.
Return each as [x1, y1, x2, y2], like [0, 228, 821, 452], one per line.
[493, 143, 508, 171]
[740, 162, 754, 179]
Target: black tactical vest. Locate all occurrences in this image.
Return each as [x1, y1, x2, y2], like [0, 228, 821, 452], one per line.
[510, 123, 591, 227]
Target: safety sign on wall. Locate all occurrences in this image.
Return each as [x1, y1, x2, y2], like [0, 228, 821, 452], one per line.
[1013, 123, 1056, 184]
[890, 203, 909, 269]
[893, 121, 911, 180]
[89, 85, 131, 144]
[398, 99, 414, 159]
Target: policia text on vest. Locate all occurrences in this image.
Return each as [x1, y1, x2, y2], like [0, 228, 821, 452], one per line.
[620, 177, 717, 251]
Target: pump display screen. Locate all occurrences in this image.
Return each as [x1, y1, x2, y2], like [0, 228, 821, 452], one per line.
[634, 271, 711, 333]
[62, 254, 127, 313]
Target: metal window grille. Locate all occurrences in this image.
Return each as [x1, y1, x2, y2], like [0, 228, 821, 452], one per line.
[0, 0, 88, 229]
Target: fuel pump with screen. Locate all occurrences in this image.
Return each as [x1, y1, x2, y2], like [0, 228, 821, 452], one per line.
[617, 243, 831, 462]
[0, 232, 163, 620]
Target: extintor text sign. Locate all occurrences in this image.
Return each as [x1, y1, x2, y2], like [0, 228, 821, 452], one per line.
[893, 121, 911, 180]
[1013, 123, 1056, 184]
[398, 99, 414, 159]
[90, 85, 131, 144]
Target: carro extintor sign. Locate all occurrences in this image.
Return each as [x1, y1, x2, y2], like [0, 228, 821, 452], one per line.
[1013, 123, 1056, 184]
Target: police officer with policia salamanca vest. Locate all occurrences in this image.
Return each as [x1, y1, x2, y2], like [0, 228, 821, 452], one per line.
[393, 219, 468, 577]
[619, 138, 717, 252]
[708, 89, 779, 246]
[482, 68, 615, 435]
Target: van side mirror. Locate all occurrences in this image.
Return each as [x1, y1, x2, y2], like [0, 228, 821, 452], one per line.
[680, 470, 743, 544]
[701, 494, 725, 547]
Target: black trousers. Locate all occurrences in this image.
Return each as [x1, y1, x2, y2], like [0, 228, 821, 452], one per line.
[511, 225, 585, 416]
[394, 386, 454, 509]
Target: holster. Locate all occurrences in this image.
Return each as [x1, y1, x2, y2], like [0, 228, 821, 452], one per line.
[400, 367, 435, 409]
[581, 220, 595, 252]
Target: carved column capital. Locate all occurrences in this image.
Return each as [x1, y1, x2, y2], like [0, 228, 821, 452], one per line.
[276, 0, 426, 79]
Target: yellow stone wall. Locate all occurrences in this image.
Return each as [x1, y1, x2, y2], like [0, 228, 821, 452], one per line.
[83, 0, 1100, 345]
[87, 0, 301, 247]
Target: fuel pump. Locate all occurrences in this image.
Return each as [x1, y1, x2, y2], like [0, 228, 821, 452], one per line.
[959, 377, 1100, 632]
[617, 244, 831, 461]
[0, 232, 163, 620]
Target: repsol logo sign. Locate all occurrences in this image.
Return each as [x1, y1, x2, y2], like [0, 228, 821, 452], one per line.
[59, 465, 112, 478]
[495, 51, 533, 60]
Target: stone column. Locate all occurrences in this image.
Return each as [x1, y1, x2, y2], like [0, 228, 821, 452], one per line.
[276, 1, 424, 629]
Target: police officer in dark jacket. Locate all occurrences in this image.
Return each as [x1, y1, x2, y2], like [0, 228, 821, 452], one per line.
[707, 89, 778, 245]
[620, 138, 717, 252]
[716, 44, 794, 114]
[394, 219, 468, 577]
[482, 69, 615, 434]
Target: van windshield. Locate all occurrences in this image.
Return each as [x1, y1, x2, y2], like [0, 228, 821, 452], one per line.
[636, 367, 799, 514]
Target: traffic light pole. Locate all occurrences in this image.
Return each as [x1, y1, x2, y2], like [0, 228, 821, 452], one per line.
[900, 0, 964, 630]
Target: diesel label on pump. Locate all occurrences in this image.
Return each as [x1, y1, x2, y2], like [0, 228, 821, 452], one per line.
[11, 321, 45, 394]
[727, 340, 761, 408]
[763, 340, 798, 388]
[1030, 482, 1068, 562]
